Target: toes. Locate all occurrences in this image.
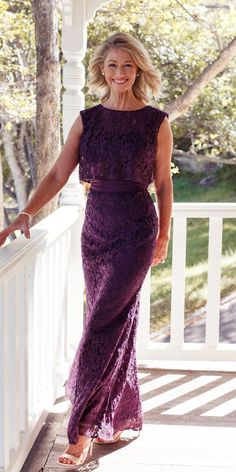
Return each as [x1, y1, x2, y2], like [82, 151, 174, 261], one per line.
[58, 456, 74, 465]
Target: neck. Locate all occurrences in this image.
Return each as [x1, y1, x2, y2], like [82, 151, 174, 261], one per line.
[105, 91, 145, 110]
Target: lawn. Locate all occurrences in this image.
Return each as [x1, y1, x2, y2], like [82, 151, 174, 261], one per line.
[150, 169, 236, 333]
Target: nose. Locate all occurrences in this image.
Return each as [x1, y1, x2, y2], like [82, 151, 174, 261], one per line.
[114, 66, 126, 77]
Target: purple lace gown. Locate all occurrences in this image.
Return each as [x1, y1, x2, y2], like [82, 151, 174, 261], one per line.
[65, 104, 168, 444]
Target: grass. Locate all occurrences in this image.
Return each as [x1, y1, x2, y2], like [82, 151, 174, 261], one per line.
[173, 169, 236, 203]
[150, 169, 236, 333]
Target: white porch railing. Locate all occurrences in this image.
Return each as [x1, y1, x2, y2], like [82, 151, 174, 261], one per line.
[137, 202, 236, 364]
[0, 205, 85, 472]
[0, 201, 236, 471]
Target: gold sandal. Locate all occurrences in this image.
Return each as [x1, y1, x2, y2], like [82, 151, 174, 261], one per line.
[57, 437, 94, 468]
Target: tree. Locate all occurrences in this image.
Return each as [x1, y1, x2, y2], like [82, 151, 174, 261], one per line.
[0, 0, 61, 227]
[32, 0, 61, 223]
[85, 0, 236, 160]
[165, 36, 236, 121]
[0, 154, 3, 230]
[0, 0, 36, 222]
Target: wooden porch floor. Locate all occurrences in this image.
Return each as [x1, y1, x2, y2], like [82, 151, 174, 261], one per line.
[21, 367, 236, 472]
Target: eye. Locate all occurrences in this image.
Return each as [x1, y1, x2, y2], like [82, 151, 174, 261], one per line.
[125, 64, 133, 67]
[108, 63, 116, 67]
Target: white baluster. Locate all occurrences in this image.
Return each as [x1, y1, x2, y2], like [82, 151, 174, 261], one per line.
[205, 217, 223, 347]
[26, 258, 34, 423]
[18, 268, 27, 434]
[0, 283, 10, 470]
[170, 217, 187, 347]
[8, 276, 18, 450]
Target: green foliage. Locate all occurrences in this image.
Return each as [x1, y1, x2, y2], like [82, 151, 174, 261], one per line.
[0, 0, 36, 123]
[84, 0, 236, 158]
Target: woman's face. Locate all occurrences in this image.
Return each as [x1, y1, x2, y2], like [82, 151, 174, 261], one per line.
[101, 48, 138, 92]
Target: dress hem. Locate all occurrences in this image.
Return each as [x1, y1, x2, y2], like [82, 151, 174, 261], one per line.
[72, 422, 143, 442]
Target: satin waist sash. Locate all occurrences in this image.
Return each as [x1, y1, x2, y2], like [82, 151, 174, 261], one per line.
[90, 179, 147, 193]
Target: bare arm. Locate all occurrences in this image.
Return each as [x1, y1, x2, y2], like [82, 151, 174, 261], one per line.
[151, 116, 173, 266]
[0, 115, 83, 246]
[22, 114, 83, 216]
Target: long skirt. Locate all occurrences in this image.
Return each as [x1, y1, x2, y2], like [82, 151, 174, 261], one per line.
[65, 181, 158, 444]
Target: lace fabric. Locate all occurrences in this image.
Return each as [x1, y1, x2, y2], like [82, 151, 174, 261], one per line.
[64, 103, 166, 443]
[78, 104, 168, 186]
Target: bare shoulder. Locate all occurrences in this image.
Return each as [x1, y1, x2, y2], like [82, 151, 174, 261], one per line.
[159, 115, 171, 131]
[50, 114, 83, 182]
[68, 113, 83, 139]
[76, 113, 84, 133]
[157, 116, 172, 141]
[155, 114, 173, 165]
[62, 114, 84, 154]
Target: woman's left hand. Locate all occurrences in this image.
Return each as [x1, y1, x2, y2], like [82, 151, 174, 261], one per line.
[150, 235, 169, 267]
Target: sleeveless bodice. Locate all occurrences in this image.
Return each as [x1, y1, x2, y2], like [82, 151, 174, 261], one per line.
[78, 104, 168, 188]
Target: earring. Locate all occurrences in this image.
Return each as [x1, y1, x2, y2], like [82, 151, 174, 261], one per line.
[136, 73, 140, 77]
[102, 72, 105, 75]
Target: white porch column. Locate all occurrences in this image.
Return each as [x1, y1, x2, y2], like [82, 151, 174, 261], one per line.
[60, 0, 86, 206]
[60, 0, 111, 206]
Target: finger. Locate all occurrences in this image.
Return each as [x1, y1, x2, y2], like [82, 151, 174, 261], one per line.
[151, 256, 165, 266]
[20, 228, 30, 239]
[151, 257, 159, 266]
[22, 222, 31, 239]
[24, 229, 31, 239]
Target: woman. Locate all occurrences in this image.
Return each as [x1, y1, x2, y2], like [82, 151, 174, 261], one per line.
[0, 32, 173, 468]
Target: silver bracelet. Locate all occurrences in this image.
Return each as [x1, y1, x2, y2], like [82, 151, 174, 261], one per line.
[18, 211, 32, 218]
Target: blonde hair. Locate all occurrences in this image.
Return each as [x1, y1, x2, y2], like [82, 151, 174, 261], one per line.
[87, 32, 161, 103]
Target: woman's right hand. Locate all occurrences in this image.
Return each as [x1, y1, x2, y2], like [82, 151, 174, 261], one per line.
[0, 213, 31, 247]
